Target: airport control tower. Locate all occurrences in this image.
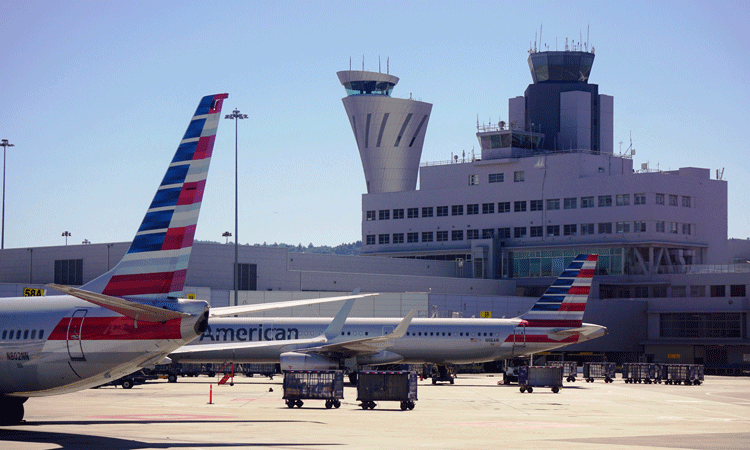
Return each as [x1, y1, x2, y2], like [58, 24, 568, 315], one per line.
[506, 48, 613, 154]
[338, 70, 432, 193]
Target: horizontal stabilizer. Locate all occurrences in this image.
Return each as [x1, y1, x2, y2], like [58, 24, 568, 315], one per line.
[209, 292, 378, 317]
[47, 284, 187, 323]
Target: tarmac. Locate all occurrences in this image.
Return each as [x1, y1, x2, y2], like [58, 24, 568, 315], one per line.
[2, 373, 750, 449]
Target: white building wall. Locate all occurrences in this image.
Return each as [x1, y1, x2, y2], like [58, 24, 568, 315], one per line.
[599, 94, 614, 154]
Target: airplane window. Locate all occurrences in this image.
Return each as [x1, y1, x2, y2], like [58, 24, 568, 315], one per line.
[430, 332, 433, 336]
[24, 330, 29, 339]
[31, 330, 36, 339]
[448, 332, 451, 336]
[1, 330, 6, 339]
[365, 332, 368, 336]
[16, 330, 21, 339]
[39, 330, 44, 339]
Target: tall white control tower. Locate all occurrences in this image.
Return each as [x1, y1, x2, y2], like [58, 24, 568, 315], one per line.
[338, 70, 432, 193]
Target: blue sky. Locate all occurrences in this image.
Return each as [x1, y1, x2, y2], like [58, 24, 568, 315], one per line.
[1, 0, 749, 249]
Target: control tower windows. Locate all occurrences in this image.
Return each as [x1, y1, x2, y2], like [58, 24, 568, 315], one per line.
[343, 80, 396, 96]
[394, 114, 413, 147]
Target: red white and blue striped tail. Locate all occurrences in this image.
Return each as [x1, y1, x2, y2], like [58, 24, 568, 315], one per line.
[81, 94, 229, 299]
[519, 254, 598, 328]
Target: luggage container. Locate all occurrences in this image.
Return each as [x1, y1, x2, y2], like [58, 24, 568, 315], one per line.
[356, 371, 417, 410]
[583, 362, 615, 383]
[622, 363, 657, 384]
[518, 366, 563, 393]
[282, 370, 344, 409]
[545, 361, 578, 382]
[661, 364, 704, 386]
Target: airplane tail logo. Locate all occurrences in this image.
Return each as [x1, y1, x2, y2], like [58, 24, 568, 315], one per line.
[519, 254, 598, 327]
[81, 94, 229, 299]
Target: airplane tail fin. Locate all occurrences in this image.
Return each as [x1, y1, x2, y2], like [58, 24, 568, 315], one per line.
[519, 254, 598, 327]
[81, 94, 229, 299]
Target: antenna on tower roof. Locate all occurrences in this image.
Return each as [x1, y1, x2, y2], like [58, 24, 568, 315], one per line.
[539, 23, 543, 51]
[387, 57, 389, 74]
[362, 55, 364, 72]
[349, 56, 351, 70]
[379, 55, 381, 73]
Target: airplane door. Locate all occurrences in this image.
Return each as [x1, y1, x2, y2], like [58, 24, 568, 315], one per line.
[512, 323, 526, 355]
[67, 309, 87, 361]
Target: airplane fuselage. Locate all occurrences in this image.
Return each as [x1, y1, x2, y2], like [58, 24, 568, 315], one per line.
[0, 296, 203, 397]
[176, 316, 602, 365]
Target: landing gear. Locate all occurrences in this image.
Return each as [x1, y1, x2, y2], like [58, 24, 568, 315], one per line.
[0, 396, 27, 424]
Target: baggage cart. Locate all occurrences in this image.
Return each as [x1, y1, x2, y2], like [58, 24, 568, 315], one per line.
[356, 371, 417, 410]
[545, 361, 578, 382]
[519, 366, 563, 393]
[282, 370, 344, 409]
[583, 362, 615, 383]
[662, 364, 704, 386]
[622, 363, 657, 384]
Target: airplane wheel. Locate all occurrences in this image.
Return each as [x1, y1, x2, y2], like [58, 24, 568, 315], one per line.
[408, 401, 415, 410]
[527, 387, 533, 393]
[295, 400, 304, 408]
[121, 379, 133, 389]
[334, 400, 341, 408]
[168, 374, 178, 383]
[400, 402, 408, 411]
[0, 401, 24, 424]
[325, 400, 333, 409]
[552, 386, 560, 393]
[286, 400, 294, 408]
[519, 387, 526, 393]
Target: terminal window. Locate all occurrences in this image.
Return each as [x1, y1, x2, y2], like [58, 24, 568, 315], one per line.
[54, 259, 83, 285]
[546, 199, 560, 210]
[482, 203, 495, 214]
[366, 210, 376, 221]
[669, 194, 679, 206]
[498, 202, 511, 213]
[407, 232, 418, 243]
[436, 206, 448, 217]
[514, 201, 527, 212]
[530, 226, 543, 237]
[530, 200, 543, 211]
[378, 210, 390, 220]
[616, 194, 630, 206]
[655, 193, 665, 205]
[421, 231, 433, 242]
[467, 204, 479, 215]
[392, 233, 404, 244]
[564, 198, 577, 209]
[436, 231, 448, 242]
[598, 195, 612, 207]
[682, 196, 692, 207]
[634, 193, 646, 205]
[546, 225, 560, 237]
[393, 209, 404, 219]
[660, 313, 744, 339]
[489, 173, 504, 183]
[514, 171, 525, 182]
[581, 196, 594, 208]
[422, 207, 434, 218]
[407, 208, 419, 218]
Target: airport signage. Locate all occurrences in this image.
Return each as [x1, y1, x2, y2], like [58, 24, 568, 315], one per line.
[23, 287, 45, 297]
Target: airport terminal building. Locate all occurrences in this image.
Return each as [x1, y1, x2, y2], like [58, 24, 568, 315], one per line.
[2, 47, 749, 374]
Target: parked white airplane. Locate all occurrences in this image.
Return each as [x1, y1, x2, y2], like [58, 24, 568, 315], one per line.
[0, 94, 376, 424]
[170, 255, 606, 379]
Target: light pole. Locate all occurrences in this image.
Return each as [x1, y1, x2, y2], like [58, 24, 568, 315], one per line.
[222, 231, 232, 244]
[1, 139, 14, 249]
[62, 231, 71, 245]
[225, 108, 247, 306]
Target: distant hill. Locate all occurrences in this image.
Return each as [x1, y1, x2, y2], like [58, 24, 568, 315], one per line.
[196, 240, 362, 256]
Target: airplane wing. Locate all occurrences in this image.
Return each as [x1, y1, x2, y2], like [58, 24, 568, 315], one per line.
[170, 298, 358, 357]
[547, 323, 608, 341]
[209, 292, 377, 317]
[47, 283, 188, 322]
[304, 309, 416, 358]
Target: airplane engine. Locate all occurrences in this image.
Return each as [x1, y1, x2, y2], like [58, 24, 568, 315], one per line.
[356, 351, 404, 365]
[279, 352, 337, 371]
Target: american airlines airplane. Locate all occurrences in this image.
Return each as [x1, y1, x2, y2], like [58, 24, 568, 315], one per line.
[170, 255, 606, 381]
[0, 94, 375, 424]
